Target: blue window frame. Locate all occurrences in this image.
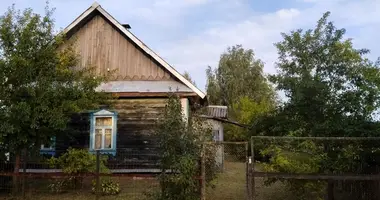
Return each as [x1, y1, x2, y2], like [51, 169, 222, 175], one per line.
[40, 137, 56, 156]
[89, 109, 117, 156]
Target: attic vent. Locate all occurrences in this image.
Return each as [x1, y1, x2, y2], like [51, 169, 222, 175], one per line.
[122, 24, 131, 29]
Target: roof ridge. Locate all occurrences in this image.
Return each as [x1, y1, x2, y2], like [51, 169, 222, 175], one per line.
[91, 2, 100, 8]
[63, 2, 206, 99]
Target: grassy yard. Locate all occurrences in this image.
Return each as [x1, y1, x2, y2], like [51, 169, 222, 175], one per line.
[206, 161, 247, 199]
[1, 178, 158, 200]
[206, 161, 293, 200]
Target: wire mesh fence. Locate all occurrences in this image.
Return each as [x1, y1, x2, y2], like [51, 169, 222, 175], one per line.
[0, 143, 252, 200]
[251, 136, 380, 200]
[0, 149, 161, 200]
[205, 142, 249, 200]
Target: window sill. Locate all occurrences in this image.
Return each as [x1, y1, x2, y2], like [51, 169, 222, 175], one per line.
[89, 149, 116, 156]
[40, 149, 56, 156]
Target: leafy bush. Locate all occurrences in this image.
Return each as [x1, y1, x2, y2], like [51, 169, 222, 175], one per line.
[49, 148, 109, 174]
[91, 179, 121, 195]
[152, 94, 217, 200]
[48, 148, 120, 195]
[48, 179, 68, 193]
[260, 141, 326, 200]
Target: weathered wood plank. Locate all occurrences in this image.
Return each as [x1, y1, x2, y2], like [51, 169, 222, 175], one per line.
[53, 98, 168, 168]
[70, 15, 174, 81]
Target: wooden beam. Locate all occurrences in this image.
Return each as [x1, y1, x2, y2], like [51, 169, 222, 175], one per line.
[197, 115, 249, 128]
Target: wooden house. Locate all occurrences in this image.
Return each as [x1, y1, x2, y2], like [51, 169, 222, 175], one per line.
[39, 2, 206, 171]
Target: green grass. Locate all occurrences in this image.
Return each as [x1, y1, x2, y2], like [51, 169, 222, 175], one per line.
[206, 161, 293, 200]
[1, 178, 158, 200]
[206, 161, 247, 200]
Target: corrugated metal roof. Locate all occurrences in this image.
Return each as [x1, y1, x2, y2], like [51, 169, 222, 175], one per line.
[207, 105, 228, 118]
[96, 81, 193, 93]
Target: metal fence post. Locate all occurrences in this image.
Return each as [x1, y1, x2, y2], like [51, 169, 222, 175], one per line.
[251, 137, 255, 200]
[246, 142, 253, 200]
[96, 150, 100, 200]
[201, 143, 206, 200]
[22, 149, 27, 199]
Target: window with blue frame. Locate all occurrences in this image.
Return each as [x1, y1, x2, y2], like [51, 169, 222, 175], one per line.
[89, 109, 117, 155]
[40, 136, 56, 156]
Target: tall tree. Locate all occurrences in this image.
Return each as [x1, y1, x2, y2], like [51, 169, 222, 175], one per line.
[256, 12, 380, 200]
[0, 5, 109, 185]
[206, 45, 276, 106]
[265, 12, 380, 137]
[206, 45, 276, 141]
[155, 94, 215, 200]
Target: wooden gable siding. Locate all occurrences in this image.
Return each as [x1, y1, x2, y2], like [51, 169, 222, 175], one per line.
[71, 15, 173, 81]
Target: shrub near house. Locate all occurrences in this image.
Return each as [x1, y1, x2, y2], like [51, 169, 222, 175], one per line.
[48, 148, 120, 195]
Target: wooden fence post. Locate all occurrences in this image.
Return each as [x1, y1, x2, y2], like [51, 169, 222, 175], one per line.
[95, 150, 100, 200]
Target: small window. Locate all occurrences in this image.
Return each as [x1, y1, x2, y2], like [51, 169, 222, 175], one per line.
[41, 144, 54, 150]
[212, 130, 219, 141]
[94, 117, 113, 149]
[90, 109, 117, 155]
[40, 137, 56, 156]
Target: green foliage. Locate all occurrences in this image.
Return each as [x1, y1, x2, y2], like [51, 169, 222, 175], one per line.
[264, 11, 380, 137]
[255, 12, 380, 199]
[48, 179, 67, 193]
[206, 45, 276, 141]
[206, 45, 276, 106]
[183, 71, 196, 86]
[49, 148, 109, 174]
[91, 179, 121, 195]
[0, 4, 110, 155]
[260, 142, 325, 200]
[225, 96, 273, 141]
[153, 94, 216, 200]
[48, 148, 120, 195]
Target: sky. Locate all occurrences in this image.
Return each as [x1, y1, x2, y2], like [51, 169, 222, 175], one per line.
[0, 0, 380, 93]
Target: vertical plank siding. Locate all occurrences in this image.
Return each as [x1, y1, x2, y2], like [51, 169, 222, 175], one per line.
[114, 99, 167, 168]
[56, 99, 168, 169]
[71, 15, 173, 81]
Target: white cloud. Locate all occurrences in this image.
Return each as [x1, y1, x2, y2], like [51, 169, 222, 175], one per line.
[156, 0, 380, 91]
[102, 0, 217, 28]
[159, 7, 304, 89]
[1, 0, 380, 93]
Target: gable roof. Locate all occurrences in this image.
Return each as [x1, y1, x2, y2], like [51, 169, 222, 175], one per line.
[63, 2, 206, 99]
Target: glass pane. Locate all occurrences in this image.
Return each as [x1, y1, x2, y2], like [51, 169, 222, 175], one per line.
[105, 129, 112, 149]
[213, 130, 219, 141]
[95, 129, 102, 149]
[96, 117, 112, 126]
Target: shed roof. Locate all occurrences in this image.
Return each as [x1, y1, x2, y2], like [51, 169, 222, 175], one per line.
[207, 105, 228, 118]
